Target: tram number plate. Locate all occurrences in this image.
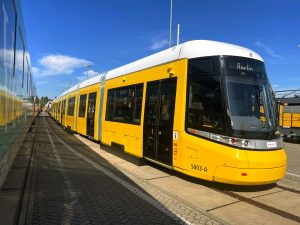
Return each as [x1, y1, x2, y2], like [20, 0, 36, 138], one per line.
[191, 164, 207, 172]
[267, 142, 277, 148]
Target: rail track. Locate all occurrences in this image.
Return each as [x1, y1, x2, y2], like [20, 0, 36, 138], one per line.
[210, 184, 300, 224]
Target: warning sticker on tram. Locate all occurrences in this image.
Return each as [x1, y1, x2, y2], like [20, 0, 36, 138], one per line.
[267, 142, 277, 148]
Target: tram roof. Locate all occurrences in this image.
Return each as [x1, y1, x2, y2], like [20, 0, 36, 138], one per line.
[105, 40, 262, 80]
[55, 40, 263, 101]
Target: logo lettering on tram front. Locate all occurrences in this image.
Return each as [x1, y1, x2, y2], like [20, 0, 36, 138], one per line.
[236, 63, 254, 71]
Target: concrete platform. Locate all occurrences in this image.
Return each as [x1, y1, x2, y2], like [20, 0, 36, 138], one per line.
[1, 113, 300, 225]
[0, 115, 225, 225]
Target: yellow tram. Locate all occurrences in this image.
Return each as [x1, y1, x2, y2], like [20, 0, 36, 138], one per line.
[51, 40, 287, 185]
[277, 95, 300, 141]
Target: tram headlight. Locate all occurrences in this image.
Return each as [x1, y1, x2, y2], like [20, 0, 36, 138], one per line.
[209, 133, 255, 149]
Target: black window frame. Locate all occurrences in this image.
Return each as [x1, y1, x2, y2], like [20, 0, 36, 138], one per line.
[185, 57, 228, 136]
[67, 97, 75, 116]
[78, 94, 87, 117]
[105, 83, 144, 125]
[58, 101, 61, 113]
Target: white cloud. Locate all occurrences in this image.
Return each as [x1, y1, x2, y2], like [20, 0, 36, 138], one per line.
[85, 69, 99, 77]
[150, 38, 169, 50]
[76, 69, 101, 82]
[33, 54, 91, 77]
[36, 80, 48, 85]
[254, 39, 281, 59]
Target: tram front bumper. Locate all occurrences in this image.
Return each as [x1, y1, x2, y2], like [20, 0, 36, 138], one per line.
[213, 165, 286, 185]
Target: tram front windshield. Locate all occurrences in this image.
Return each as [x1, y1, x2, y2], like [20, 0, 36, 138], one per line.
[186, 56, 277, 140]
[224, 56, 276, 139]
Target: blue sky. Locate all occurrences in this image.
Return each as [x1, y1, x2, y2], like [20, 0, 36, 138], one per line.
[21, 0, 300, 99]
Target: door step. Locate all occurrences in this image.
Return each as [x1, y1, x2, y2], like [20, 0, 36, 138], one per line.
[144, 157, 173, 170]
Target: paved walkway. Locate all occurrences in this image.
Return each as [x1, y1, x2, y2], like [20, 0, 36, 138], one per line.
[7, 114, 223, 225]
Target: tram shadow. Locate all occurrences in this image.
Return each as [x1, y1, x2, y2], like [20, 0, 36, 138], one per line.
[99, 142, 147, 166]
[39, 118, 201, 225]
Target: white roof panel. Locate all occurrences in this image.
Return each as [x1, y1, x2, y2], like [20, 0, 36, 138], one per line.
[105, 46, 182, 80]
[56, 40, 264, 98]
[78, 74, 103, 89]
[180, 40, 263, 61]
[105, 40, 263, 80]
[67, 83, 79, 93]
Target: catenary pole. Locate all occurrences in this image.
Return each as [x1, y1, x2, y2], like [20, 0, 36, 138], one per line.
[169, 0, 173, 48]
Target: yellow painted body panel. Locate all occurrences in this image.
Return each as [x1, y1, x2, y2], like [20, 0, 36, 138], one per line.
[61, 98, 67, 127]
[247, 149, 286, 168]
[278, 103, 300, 129]
[213, 165, 286, 185]
[76, 90, 87, 136]
[65, 91, 78, 130]
[279, 105, 283, 126]
[173, 131, 248, 181]
[53, 101, 59, 121]
[173, 131, 286, 184]
[102, 121, 143, 157]
[283, 113, 291, 128]
[51, 102, 55, 120]
[54, 102, 59, 121]
[56, 101, 61, 122]
[292, 113, 300, 128]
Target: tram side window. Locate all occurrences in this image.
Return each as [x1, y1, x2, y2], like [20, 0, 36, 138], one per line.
[67, 97, 75, 116]
[106, 90, 115, 121]
[186, 58, 226, 135]
[115, 86, 132, 123]
[133, 84, 143, 124]
[58, 102, 61, 113]
[105, 83, 144, 125]
[189, 58, 215, 74]
[61, 101, 65, 113]
[78, 94, 87, 117]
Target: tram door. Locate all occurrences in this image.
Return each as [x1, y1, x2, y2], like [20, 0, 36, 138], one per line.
[86, 92, 97, 138]
[143, 77, 177, 165]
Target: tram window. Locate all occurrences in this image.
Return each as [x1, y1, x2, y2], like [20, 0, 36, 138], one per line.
[67, 97, 75, 116]
[189, 58, 215, 75]
[62, 100, 66, 113]
[114, 86, 133, 123]
[57, 102, 60, 113]
[133, 84, 143, 124]
[186, 77, 225, 134]
[106, 83, 144, 125]
[159, 79, 176, 127]
[78, 94, 87, 117]
[106, 90, 115, 121]
[187, 57, 226, 135]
